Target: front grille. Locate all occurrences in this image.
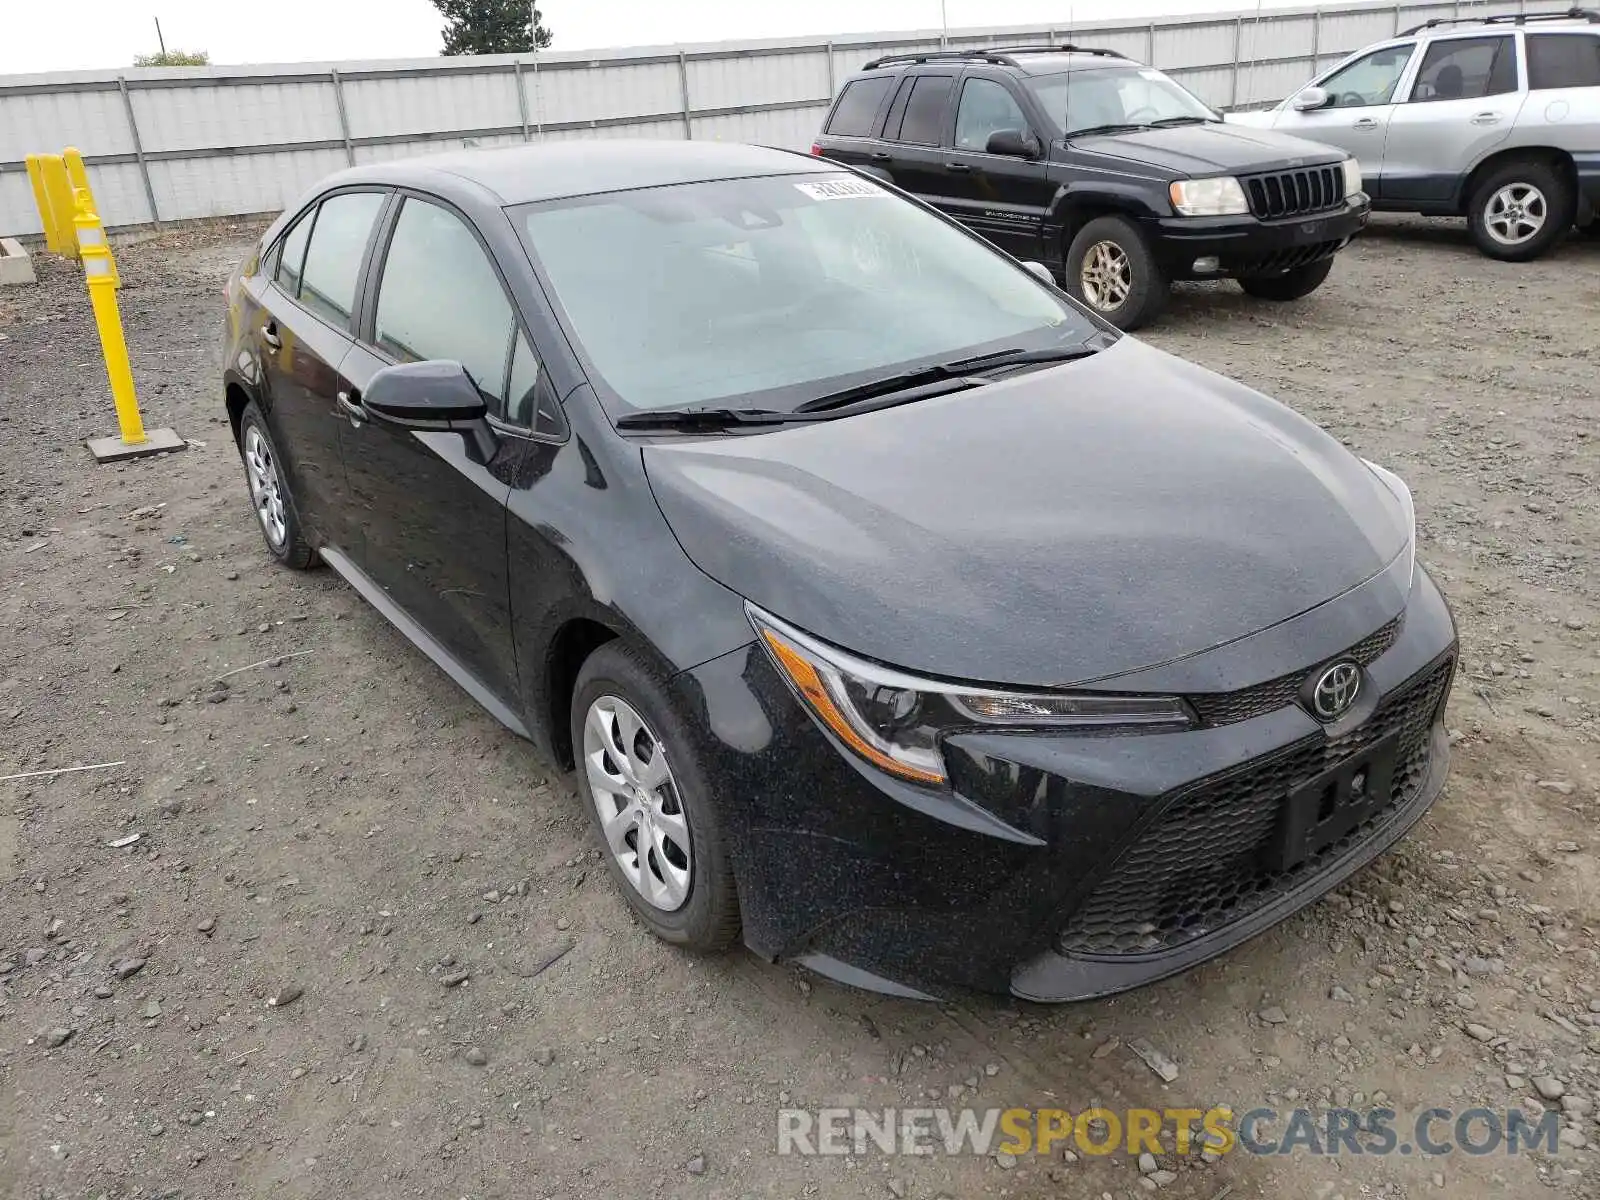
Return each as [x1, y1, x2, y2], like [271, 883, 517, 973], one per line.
[1188, 617, 1401, 728]
[1057, 655, 1453, 957]
[1243, 165, 1344, 219]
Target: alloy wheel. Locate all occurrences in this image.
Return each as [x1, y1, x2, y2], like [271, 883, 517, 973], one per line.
[583, 695, 693, 912]
[1484, 183, 1547, 247]
[1079, 240, 1133, 311]
[243, 425, 287, 549]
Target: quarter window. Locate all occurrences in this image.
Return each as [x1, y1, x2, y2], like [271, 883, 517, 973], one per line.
[274, 212, 313, 296]
[297, 191, 385, 327]
[826, 76, 893, 136]
[1527, 33, 1600, 89]
[893, 75, 954, 144]
[954, 78, 1031, 151]
[374, 198, 515, 414]
[1409, 35, 1516, 102]
[1317, 44, 1415, 108]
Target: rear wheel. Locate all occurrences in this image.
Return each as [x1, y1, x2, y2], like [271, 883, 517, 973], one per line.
[1064, 215, 1168, 331]
[1466, 159, 1574, 262]
[239, 403, 314, 569]
[1238, 257, 1335, 302]
[571, 642, 740, 951]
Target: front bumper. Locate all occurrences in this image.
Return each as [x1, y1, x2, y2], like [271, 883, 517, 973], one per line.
[677, 563, 1456, 1002]
[1151, 195, 1370, 279]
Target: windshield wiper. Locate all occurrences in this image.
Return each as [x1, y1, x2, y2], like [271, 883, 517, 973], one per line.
[615, 407, 812, 431]
[795, 343, 1103, 415]
[1149, 115, 1214, 127]
[1067, 122, 1152, 138]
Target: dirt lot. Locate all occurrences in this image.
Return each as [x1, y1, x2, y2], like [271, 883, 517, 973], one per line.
[1, 216, 1597, 1200]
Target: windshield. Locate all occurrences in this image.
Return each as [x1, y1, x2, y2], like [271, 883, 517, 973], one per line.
[516, 173, 1098, 413]
[1025, 65, 1217, 137]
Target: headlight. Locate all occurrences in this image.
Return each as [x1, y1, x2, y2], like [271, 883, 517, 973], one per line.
[748, 606, 1194, 786]
[1362, 458, 1416, 589]
[1342, 157, 1363, 198]
[1168, 176, 1250, 217]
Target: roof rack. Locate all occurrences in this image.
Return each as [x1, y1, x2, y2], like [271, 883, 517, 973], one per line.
[861, 44, 1126, 70]
[1402, 6, 1599, 35]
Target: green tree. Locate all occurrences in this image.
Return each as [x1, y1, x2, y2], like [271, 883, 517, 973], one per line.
[134, 49, 210, 66]
[434, 0, 552, 55]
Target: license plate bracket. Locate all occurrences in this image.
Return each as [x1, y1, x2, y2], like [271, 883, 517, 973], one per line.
[1269, 733, 1400, 872]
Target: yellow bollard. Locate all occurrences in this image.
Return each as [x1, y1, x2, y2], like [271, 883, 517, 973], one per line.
[40, 155, 79, 260]
[26, 155, 63, 254]
[63, 146, 97, 217]
[74, 192, 186, 463]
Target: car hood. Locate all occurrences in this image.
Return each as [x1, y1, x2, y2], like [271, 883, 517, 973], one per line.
[642, 338, 1409, 688]
[1065, 121, 1342, 174]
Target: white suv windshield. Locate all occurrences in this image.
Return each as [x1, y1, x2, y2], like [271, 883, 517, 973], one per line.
[518, 173, 1096, 412]
[1026, 65, 1217, 136]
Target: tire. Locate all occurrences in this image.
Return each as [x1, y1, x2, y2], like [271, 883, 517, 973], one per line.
[1466, 159, 1575, 262]
[238, 402, 314, 569]
[1063, 215, 1169, 331]
[1238, 257, 1335, 302]
[570, 641, 741, 952]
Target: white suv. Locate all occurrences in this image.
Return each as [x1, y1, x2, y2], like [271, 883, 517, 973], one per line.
[1231, 8, 1600, 260]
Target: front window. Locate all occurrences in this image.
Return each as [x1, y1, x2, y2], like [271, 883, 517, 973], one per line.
[1024, 65, 1216, 137]
[516, 173, 1096, 413]
[1315, 44, 1415, 108]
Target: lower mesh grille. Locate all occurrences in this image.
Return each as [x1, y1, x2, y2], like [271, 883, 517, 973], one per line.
[1057, 655, 1453, 957]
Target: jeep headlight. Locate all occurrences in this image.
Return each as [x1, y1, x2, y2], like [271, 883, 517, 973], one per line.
[1168, 176, 1250, 217]
[1342, 157, 1363, 198]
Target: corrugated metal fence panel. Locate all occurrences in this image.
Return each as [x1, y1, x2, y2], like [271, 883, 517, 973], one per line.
[2, 0, 1590, 236]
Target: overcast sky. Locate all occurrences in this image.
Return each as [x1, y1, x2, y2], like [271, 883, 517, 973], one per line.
[1, 0, 1312, 75]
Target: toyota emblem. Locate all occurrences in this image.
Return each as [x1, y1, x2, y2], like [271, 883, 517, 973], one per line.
[1311, 662, 1361, 721]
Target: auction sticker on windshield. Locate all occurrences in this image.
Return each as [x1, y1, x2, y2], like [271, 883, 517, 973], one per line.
[795, 178, 885, 201]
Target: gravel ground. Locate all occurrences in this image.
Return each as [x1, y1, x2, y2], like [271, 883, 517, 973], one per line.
[1, 215, 1597, 1200]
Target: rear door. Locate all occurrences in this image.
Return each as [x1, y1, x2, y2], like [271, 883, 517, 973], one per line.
[1383, 33, 1520, 206]
[254, 189, 388, 553]
[335, 193, 527, 707]
[1271, 42, 1417, 194]
[878, 72, 958, 202]
[815, 73, 898, 174]
[939, 71, 1053, 259]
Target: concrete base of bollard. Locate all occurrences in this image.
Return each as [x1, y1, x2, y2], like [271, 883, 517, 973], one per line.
[86, 427, 187, 463]
[0, 237, 36, 286]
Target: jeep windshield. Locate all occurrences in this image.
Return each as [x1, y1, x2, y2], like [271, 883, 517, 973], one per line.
[1025, 64, 1219, 138]
[515, 172, 1101, 415]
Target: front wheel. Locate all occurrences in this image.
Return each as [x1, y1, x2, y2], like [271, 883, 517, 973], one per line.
[1064, 215, 1169, 331]
[570, 642, 741, 951]
[1238, 257, 1335, 302]
[1466, 160, 1574, 262]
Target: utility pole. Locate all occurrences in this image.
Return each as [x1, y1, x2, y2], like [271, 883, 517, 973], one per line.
[154, 16, 167, 55]
[940, 0, 949, 47]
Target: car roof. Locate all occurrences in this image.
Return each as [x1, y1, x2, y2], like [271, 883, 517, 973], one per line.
[860, 50, 1128, 77]
[320, 140, 821, 207]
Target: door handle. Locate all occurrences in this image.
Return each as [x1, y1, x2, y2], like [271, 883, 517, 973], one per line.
[1470, 111, 1502, 125]
[869, 151, 891, 161]
[1351, 118, 1379, 130]
[261, 322, 281, 350]
[337, 389, 365, 427]
[944, 161, 972, 173]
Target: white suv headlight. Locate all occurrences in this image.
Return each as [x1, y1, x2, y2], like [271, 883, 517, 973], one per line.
[1342, 157, 1363, 198]
[1168, 176, 1250, 217]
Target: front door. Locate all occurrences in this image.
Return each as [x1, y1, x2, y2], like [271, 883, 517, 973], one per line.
[1382, 34, 1520, 207]
[253, 189, 387, 552]
[941, 74, 1052, 259]
[336, 194, 523, 708]
[1272, 43, 1417, 197]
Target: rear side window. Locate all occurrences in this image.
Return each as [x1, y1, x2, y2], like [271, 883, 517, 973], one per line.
[827, 76, 892, 136]
[298, 192, 385, 327]
[374, 197, 515, 413]
[1528, 34, 1600, 89]
[1410, 35, 1516, 102]
[894, 75, 955, 145]
[274, 213, 313, 296]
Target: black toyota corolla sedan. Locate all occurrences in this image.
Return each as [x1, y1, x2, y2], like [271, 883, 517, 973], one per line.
[222, 140, 1455, 1002]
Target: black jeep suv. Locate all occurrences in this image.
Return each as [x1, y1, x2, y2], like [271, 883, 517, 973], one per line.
[813, 45, 1372, 329]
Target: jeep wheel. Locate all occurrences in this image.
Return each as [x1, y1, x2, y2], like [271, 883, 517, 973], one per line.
[1064, 216, 1168, 331]
[1467, 160, 1574, 262]
[1239, 258, 1334, 302]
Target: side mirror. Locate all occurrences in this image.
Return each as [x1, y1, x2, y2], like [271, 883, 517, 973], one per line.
[1291, 86, 1330, 113]
[986, 128, 1041, 159]
[362, 360, 488, 427]
[1021, 261, 1054, 285]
